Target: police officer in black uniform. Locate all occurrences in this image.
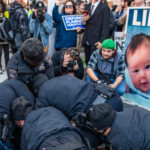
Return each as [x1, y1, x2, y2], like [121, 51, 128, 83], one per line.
[89, 103, 150, 150]
[13, 102, 90, 150]
[0, 79, 35, 150]
[6, 38, 54, 89]
[36, 75, 123, 119]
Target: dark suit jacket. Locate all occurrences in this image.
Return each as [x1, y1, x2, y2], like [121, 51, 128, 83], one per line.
[82, 1, 110, 45]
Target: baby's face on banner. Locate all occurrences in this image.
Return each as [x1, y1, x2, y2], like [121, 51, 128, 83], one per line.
[127, 42, 150, 93]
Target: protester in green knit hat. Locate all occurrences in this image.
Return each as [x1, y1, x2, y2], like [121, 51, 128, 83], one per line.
[102, 39, 115, 49]
[86, 38, 126, 96]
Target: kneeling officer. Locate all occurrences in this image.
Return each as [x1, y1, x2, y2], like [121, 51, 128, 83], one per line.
[88, 103, 150, 150]
[17, 105, 90, 149]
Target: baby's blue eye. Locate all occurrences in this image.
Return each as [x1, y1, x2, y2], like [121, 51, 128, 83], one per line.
[134, 69, 139, 73]
[145, 64, 150, 69]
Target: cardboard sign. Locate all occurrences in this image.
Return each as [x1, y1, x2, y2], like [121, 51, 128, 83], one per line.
[114, 32, 125, 53]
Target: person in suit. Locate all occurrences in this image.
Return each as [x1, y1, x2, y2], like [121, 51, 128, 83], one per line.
[82, 0, 110, 65]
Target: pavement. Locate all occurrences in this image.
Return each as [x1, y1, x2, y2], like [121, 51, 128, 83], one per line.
[0, 51, 8, 83]
[0, 71, 7, 83]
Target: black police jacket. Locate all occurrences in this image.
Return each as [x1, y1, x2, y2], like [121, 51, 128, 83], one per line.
[21, 107, 84, 150]
[7, 50, 54, 86]
[0, 79, 35, 119]
[107, 108, 150, 150]
[37, 75, 98, 119]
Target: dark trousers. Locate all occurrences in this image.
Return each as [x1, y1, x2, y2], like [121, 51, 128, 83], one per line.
[0, 44, 9, 68]
[84, 44, 96, 65]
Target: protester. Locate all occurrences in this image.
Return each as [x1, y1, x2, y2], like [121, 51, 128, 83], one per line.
[36, 75, 123, 119]
[9, 0, 30, 53]
[7, 38, 54, 89]
[86, 39, 126, 95]
[89, 103, 150, 150]
[28, 0, 36, 17]
[124, 33, 150, 101]
[133, 0, 145, 6]
[117, 0, 133, 33]
[82, 0, 110, 65]
[21, 106, 89, 150]
[113, 4, 125, 32]
[52, 47, 84, 79]
[29, 1, 53, 52]
[76, 2, 85, 50]
[0, 79, 35, 150]
[0, 0, 12, 74]
[52, 0, 80, 51]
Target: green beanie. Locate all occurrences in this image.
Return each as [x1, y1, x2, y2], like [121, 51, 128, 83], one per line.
[102, 39, 115, 50]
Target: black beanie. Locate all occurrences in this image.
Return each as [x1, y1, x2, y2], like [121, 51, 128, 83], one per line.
[32, 73, 49, 93]
[22, 38, 44, 64]
[89, 103, 116, 130]
[11, 96, 33, 120]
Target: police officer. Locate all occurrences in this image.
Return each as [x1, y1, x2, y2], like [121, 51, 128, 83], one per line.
[0, 79, 35, 150]
[17, 105, 89, 150]
[36, 74, 123, 119]
[7, 38, 54, 89]
[89, 103, 150, 150]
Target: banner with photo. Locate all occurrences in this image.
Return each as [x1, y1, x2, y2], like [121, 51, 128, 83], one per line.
[62, 15, 84, 30]
[123, 7, 150, 109]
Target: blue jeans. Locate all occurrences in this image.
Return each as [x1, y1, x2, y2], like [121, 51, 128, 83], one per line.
[86, 72, 126, 96]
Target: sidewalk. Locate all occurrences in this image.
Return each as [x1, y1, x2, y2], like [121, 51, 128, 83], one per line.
[0, 71, 7, 83]
[0, 50, 8, 83]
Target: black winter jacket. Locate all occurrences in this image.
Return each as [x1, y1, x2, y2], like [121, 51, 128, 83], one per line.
[37, 75, 98, 119]
[7, 50, 54, 86]
[21, 107, 85, 150]
[9, 1, 30, 41]
[107, 108, 150, 150]
[0, 79, 35, 119]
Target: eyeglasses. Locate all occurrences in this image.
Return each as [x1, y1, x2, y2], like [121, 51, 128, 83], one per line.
[65, 5, 73, 8]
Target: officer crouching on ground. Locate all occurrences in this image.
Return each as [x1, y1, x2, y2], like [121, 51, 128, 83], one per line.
[6, 38, 54, 89]
[88, 103, 150, 150]
[11, 98, 91, 150]
[36, 74, 123, 119]
[0, 79, 35, 150]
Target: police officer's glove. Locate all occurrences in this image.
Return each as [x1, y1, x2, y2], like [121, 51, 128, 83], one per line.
[32, 12, 36, 19]
[39, 15, 45, 23]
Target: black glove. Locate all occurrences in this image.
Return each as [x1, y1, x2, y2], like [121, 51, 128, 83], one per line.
[32, 12, 36, 19]
[39, 15, 45, 23]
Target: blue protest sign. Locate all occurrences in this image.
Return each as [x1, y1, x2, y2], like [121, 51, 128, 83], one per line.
[62, 15, 85, 30]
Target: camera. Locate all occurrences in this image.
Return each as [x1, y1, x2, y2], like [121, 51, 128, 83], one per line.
[37, 10, 43, 17]
[67, 60, 76, 72]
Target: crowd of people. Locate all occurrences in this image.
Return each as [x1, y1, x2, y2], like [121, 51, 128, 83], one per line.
[0, 0, 150, 150]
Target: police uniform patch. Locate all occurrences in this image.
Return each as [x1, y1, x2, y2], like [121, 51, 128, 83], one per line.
[39, 64, 45, 71]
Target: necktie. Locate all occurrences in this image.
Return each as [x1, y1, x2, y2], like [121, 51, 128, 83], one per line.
[91, 5, 95, 15]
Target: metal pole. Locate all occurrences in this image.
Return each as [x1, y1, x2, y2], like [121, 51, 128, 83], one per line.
[47, 0, 56, 57]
